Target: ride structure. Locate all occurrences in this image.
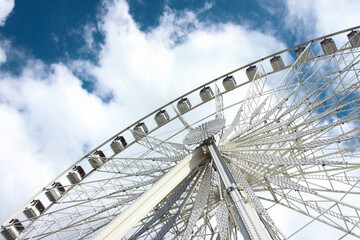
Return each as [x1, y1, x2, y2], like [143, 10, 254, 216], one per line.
[1, 26, 360, 240]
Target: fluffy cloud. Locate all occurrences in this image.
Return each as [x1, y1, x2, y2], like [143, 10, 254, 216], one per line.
[0, 59, 128, 222]
[0, 39, 10, 65]
[0, 45, 5, 64]
[0, 104, 54, 220]
[285, 0, 360, 39]
[88, 0, 286, 121]
[0, 0, 14, 26]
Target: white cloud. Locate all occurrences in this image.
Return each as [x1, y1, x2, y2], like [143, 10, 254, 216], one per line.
[83, 24, 97, 49]
[0, 103, 54, 221]
[0, 60, 125, 223]
[285, 0, 360, 39]
[0, 0, 14, 26]
[0, 45, 5, 64]
[88, 0, 286, 122]
[203, 1, 215, 11]
[0, 40, 10, 64]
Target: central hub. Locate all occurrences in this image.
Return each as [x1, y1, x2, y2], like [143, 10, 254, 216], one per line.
[182, 118, 226, 145]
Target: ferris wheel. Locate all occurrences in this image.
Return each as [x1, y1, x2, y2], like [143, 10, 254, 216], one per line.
[1, 26, 360, 240]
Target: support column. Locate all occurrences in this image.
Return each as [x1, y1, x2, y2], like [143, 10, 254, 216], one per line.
[207, 141, 271, 240]
[94, 148, 207, 240]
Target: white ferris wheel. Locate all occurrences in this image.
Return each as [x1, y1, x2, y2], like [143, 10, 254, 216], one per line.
[1, 26, 360, 240]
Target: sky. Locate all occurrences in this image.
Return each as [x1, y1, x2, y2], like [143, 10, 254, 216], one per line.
[0, 0, 359, 237]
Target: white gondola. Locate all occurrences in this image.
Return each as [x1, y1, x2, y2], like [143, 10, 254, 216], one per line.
[246, 65, 258, 80]
[132, 122, 149, 140]
[110, 136, 127, 154]
[177, 98, 192, 114]
[199, 86, 214, 102]
[270, 56, 285, 71]
[154, 110, 170, 127]
[320, 38, 337, 55]
[67, 166, 86, 184]
[89, 150, 106, 169]
[348, 30, 360, 48]
[295, 46, 310, 63]
[222, 76, 237, 91]
[1, 219, 24, 240]
[23, 200, 45, 219]
[45, 182, 65, 203]
[1, 227, 17, 240]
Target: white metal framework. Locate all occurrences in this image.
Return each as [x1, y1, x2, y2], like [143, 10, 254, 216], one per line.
[1, 26, 360, 240]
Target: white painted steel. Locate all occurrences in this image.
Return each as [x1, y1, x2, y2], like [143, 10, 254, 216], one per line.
[93, 148, 207, 240]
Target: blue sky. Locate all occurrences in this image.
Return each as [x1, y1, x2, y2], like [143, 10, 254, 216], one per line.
[0, 0, 359, 238]
[0, 0, 289, 69]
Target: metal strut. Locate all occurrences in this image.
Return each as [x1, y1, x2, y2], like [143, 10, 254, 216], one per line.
[93, 148, 207, 240]
[206, 139, 272, 240]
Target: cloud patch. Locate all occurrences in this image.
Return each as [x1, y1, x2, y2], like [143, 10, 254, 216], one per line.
[0, 60, 125, 222]
[0, 45, 5, 64]
[0, 0, 14, 26]
[285, 0, 360, 39]
[86, 0, 286, 122]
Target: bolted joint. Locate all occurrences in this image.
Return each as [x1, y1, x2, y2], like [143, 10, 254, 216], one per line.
[226, 186, 235, 194]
